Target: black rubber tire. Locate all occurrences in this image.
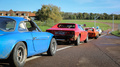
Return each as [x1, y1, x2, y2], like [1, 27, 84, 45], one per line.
[47, 38, 57, 56]
[74, 35, 80, 46]
[95, 35, 99, 39]
[84, 35, 88, 43]
[9, 42, 27, 67]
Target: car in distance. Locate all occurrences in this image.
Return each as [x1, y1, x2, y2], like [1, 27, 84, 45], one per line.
[0, 16, 57, 67]
[85, 27, 99, 39]
[96, 26, 102, 36]
[46, 23, 88, 46]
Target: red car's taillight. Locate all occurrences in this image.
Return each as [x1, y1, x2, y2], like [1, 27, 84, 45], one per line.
[47, 30, 55, 34]
[66, 31, 74, 35]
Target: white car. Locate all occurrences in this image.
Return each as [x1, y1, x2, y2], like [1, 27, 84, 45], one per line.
[96, 26, 102, 36]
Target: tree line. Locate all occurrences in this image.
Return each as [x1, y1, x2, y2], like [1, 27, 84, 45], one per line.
[61, 12, 120, 20]
[35, 4, 120, 23]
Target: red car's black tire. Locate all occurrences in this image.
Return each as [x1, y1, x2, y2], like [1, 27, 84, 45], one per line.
[84, 35, 88, 43]
[74, 35, 80, 46]
[95, 35, 99, 39]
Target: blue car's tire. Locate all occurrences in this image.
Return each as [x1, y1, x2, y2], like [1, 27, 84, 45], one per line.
[9, 42, 27, 67]
[47, 38, 57, 56]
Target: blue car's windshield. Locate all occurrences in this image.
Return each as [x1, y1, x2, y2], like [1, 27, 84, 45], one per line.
[0, 17, 16, 32]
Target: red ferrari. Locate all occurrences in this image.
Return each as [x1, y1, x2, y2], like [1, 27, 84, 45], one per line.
[46, 23, 88, 46]
[85, 28, 99, 39]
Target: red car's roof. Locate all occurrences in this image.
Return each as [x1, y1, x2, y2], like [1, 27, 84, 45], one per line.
[47, 28, 75, 31]
[58, 23, 76, 24]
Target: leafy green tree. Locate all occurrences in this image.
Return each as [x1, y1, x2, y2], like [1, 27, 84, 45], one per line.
[103, 13, 108, 20]
[83, 13, 88, 19]
[36, 4, 62, 23]
[76, 13, 82, 19]
[90, 13, 94, 20]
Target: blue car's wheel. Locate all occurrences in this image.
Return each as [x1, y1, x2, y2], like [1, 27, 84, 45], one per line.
[9, 42, 27, 67]
[47, 38, 57, 56]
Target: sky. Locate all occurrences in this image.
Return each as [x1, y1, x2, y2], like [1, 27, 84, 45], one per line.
[0, 0, 120, 14]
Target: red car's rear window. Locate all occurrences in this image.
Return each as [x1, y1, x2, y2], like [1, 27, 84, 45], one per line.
[57, 24, 75, 28]
[85, 28, 94, 31]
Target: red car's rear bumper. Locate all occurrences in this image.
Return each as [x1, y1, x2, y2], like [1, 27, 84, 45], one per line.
[54, 35, 75, 41]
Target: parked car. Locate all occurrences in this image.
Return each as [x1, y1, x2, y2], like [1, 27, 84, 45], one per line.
[96, 26, 102, 36]
[85, 28, 99, 39]
[46, 23, 88, 46]
[0, 16, 57, 67]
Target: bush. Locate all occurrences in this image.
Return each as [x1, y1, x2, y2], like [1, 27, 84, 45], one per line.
[111, 30, 120, 37]
[42, 18, 55, 27]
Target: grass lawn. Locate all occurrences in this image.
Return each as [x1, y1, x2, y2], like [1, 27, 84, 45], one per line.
[96, 20, 120, 24]
[61, 20, 120, 23]
[111, 30, 120, 37]
[34, 20, 112, 32]
[39, 26, 51, 32]
[61, 20, 111, 31]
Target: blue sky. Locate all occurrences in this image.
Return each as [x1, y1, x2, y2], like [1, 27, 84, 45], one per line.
[0, 0, 120, 14]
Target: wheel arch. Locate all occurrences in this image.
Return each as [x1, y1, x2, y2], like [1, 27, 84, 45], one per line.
[7, 41, 28, 59]
[21, 41, 28, 51]
[14, 41, 28, 51]
[47, 35, 56, 50]
[53, 36, 56, 39]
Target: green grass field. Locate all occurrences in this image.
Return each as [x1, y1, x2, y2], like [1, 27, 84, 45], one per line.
[61, 20, 111, 31]
[61, 20, 120, 23]
[34, 20, 112, 32]
[111, 30, 120, 37]
[97, 20, 120, 24]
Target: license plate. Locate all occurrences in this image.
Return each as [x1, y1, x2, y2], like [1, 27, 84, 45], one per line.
[55, 31, 65, 35]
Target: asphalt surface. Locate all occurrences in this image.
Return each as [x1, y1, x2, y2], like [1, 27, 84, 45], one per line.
[24, 34, 120, 67]
[0, 33, 120, 67]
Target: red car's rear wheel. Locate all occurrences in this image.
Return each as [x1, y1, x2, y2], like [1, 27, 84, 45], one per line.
[74, 35, 80, 46]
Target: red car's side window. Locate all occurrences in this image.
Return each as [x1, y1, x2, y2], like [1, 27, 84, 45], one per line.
[78, 25, 84, 30]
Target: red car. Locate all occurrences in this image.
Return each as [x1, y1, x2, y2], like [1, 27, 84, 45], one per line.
[46, 23, 88, 46]
[85, 28, 99, 39]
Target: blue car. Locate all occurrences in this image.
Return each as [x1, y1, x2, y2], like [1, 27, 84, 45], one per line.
[0, 16, 57, 67]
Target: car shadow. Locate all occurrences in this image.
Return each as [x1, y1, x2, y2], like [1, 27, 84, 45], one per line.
[88, 37, 94, 39]
[0, 60, 10, 67]
[57, 40, 74, 45]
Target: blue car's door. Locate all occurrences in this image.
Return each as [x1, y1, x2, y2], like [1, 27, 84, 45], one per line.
[24, 20, 50, 52]
[31, 32, 50, 52]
